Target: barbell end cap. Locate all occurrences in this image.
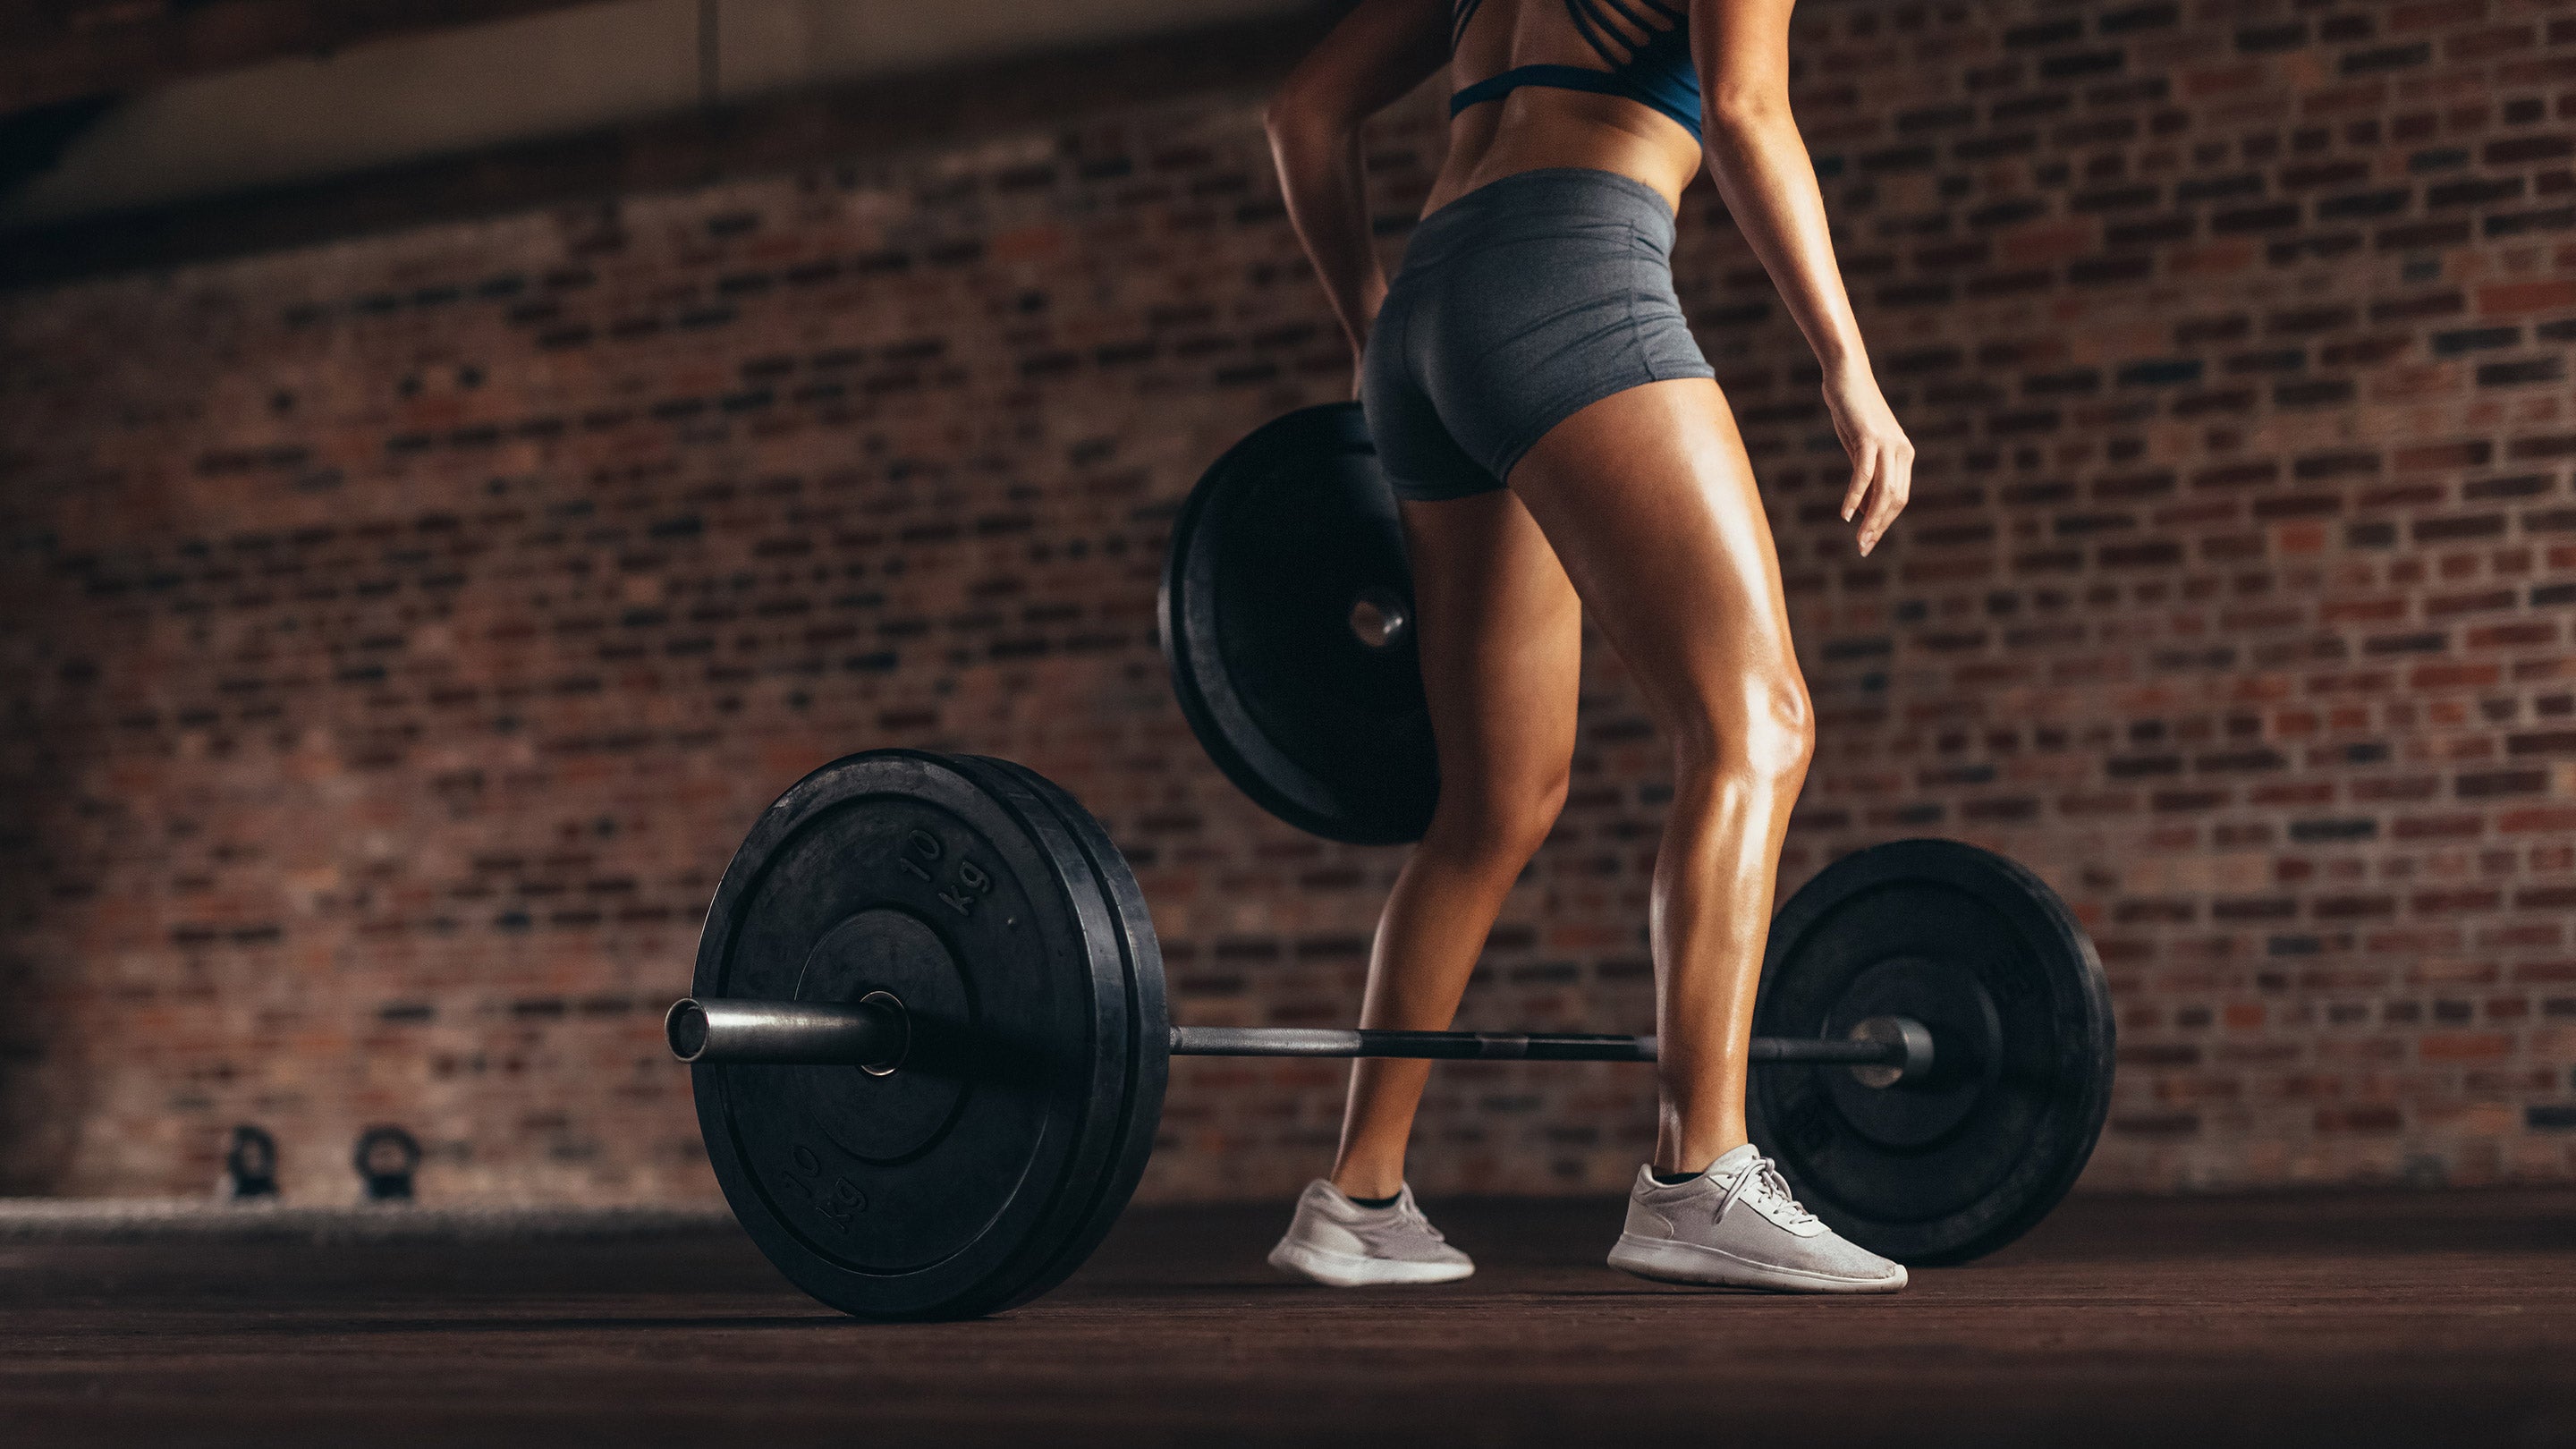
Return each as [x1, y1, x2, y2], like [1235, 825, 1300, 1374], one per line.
[666, 998, 712, 1063]
[1847, 1014, 1936, 1088]
[1899, 1016, 1937, 1080]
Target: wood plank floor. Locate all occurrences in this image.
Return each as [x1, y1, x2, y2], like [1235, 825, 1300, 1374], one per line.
[5, 1189, 2572, 1446]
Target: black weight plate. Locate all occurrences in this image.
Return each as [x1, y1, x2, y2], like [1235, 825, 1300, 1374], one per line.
[1159, 402, 1438, 844]
[950, 756, 1169, 1310]
[687, 749, 1152, 1319]
[1746, 840, 2113, 1266]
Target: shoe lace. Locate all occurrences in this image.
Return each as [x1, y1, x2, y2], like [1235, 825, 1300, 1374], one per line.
[1712, 1154, 1818, 1229]
[1393, 1190, 1445, 1242]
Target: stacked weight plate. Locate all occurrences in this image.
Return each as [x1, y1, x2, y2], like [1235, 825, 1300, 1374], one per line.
[683, 750, 1167, 1321]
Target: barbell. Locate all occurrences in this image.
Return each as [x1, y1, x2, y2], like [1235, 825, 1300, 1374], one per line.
[671, 748, 2114, 1321]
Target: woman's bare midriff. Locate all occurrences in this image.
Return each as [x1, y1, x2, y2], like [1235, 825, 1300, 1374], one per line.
[1422, 89, 1703, 219]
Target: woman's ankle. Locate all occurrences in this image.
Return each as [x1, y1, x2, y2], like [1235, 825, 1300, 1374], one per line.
[1328, 1166, 1404, 1202]
[1653, 1123, 1750, 1177]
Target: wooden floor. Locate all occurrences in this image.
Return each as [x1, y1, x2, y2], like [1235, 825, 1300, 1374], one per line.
[6, 1189, 2572, 1447]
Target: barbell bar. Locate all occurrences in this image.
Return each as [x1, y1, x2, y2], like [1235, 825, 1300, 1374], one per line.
[666, 996, 1936, 1073]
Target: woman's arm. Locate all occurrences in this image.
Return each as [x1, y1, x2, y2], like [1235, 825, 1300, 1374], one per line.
[1266, 0, 1452, 382]
[1693, 0, 1913, 555]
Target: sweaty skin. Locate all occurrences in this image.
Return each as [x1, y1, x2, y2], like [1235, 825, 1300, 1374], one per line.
[1265, 0, 1913, 1191]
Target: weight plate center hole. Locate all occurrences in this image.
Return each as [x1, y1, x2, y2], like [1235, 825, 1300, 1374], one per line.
[774, 904, 977, 1171]
[1348, 587, 1410, 650]
[859, 989, 910, 1077]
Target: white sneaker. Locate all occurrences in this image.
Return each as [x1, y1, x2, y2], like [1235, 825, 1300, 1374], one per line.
[1266, 1180, 1475, 1287]
[1607, 1143, 1908, 1293]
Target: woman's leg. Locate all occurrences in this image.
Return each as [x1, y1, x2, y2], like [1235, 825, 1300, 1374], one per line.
[1504, 377, 1814, 1176]
[1327, 487, 1585, 1200]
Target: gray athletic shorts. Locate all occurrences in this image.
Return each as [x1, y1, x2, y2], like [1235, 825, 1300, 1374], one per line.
[1360, 166, 1716, 502]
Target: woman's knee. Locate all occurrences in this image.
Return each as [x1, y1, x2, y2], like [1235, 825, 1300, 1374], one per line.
[1671, 671, 1814, 788]
[1425, 764, 1571, 865]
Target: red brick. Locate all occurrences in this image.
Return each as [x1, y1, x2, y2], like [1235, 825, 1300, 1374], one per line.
[2476, 279, 2576, 317]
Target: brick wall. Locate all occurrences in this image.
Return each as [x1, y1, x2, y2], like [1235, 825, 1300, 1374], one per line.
[3, 0, 2572, 1206]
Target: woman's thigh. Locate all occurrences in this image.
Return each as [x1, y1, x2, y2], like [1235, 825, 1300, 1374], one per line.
[1502, 377, 1805, 750]
[1399, 487, 1585, 829]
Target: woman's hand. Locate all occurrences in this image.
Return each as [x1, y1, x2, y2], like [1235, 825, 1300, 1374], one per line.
[1824, 366, 1912, 557]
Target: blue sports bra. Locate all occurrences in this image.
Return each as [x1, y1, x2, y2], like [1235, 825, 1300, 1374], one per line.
[1448, 0, 1704, 140]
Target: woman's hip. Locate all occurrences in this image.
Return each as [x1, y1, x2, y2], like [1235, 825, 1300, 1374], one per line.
[1368, 171, 1711, 484]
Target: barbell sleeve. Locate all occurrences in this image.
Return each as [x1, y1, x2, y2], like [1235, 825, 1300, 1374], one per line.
[665, 996, 910, 1069]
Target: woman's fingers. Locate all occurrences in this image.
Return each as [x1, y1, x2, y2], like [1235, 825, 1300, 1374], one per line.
[1839, 445, 1876, 523]
[1855, 440, 1913, 555]
[1821, 372, 1914, 554]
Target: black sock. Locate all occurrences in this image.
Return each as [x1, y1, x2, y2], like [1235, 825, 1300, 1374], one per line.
[1648, 1168, 1703, 1186]
[1345, 1192, 1400, 1208]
